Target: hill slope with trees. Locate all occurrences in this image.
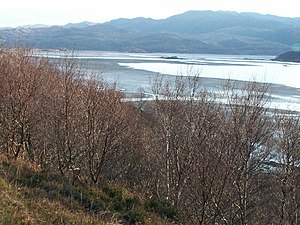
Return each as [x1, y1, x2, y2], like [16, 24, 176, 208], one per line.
[1, 48, 300, 224]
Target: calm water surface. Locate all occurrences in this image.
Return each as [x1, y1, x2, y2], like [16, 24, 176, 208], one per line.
[42, 50, 300, 111]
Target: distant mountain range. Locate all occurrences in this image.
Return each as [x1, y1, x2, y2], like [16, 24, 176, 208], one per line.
[1, 11, 300, 55]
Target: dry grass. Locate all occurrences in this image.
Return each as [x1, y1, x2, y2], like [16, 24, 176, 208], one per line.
[0, 158, 174, 225]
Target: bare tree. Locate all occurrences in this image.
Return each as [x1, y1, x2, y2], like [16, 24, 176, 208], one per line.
[272, 115, 300, 225]
[0, 48, 50, 160]
[40, 55, 87, 180]
[221, 81, 274, 225]
[80, 78, 131, 184]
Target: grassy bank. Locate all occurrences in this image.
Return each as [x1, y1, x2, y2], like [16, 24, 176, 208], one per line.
[0, 157, 179, 225]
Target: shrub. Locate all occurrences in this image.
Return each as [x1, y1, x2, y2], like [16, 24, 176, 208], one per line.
[145, 197, 180, 221]
[123, 209, 146, 224]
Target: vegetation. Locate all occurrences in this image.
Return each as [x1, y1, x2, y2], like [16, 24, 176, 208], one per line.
[0, 158, 176, 224]
[1, 48, 300, 224]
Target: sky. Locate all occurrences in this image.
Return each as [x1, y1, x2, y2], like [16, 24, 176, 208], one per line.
[0, 0, 299, 27]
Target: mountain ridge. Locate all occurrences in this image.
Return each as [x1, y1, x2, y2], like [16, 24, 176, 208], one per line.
[1, 10, 300, 55]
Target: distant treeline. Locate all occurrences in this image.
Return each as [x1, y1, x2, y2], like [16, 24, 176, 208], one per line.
[0, 48, 300, 224]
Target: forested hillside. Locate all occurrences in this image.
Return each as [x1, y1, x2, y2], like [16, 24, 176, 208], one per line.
[1, 48, 300, 224]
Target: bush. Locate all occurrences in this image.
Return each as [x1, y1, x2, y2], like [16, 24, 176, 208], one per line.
[145, 197, 180, 222]
[123, 209, 146, 224]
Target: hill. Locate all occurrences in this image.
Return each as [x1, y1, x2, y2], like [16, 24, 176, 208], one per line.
[274, 51, 300, 62]
[1, 11, 300, 54]
[2, 47, 300, 225]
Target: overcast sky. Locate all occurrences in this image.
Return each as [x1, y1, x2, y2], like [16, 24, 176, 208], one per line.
[1, 0, 299, 27]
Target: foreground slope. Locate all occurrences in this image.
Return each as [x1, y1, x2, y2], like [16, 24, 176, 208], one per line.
[0, 158, 179, 225]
